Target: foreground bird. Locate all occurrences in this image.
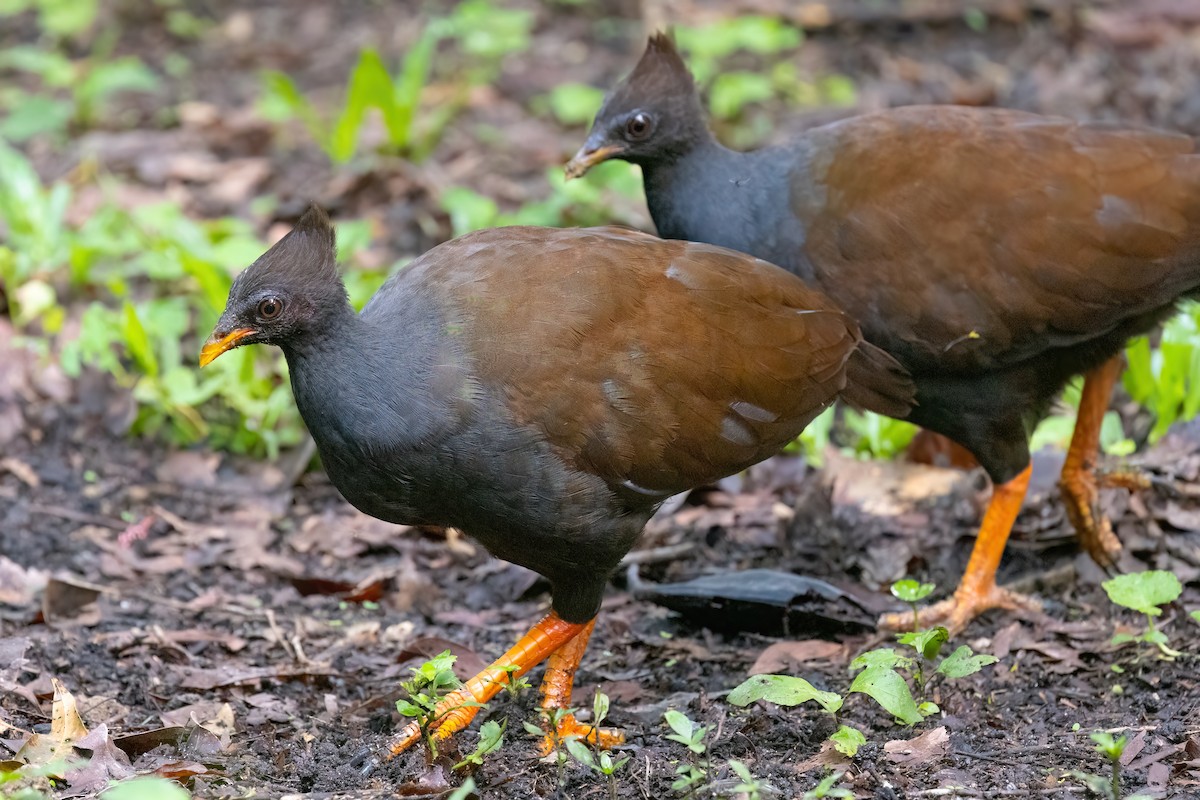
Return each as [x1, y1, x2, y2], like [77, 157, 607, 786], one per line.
[567, 33, 1200, 633]
[200, 206, 914, 754]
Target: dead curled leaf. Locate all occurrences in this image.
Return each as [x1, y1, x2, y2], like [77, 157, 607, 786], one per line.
[750, 640, 846, 675]
[885, 725, 950, 765]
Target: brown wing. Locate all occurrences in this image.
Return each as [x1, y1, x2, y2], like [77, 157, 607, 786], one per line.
[416, 226, 862, 495]
[794, 105, 1200, 372]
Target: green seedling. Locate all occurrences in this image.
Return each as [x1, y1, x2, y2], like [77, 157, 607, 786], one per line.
[446, 778, 476, 800]
[98, 777, 190, 800]
[1069, 732, 1154, 800]
[801, 770, 853, 800]
[847, 580, 996, 724]
[727, 760, 767, 800]
[892, 579, 935, 633]
[1124, 303, 1200, 442]
[0, 46, 159, 141]
[663, 709, 709, 795]
[260, 1, 530, 164]
[1103, 570, 1183, 659]
[395, 650, 478, 760]
[560, 692, 629, 800]
[828, 725, 867, 758]
[1190, 610, 1200, 626]
[727, 672, 869, 757]
[452, 719, 505, 770]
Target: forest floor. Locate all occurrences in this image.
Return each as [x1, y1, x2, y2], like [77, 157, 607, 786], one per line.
[3, 1, 1200, 798]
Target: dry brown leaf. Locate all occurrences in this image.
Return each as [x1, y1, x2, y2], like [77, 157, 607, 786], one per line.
[885, 726, 950, 765]
[42, 577, 103, 627]
[750, 640, 846, 675]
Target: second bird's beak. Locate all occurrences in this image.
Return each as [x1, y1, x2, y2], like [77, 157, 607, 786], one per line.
[199, 327, 255, 367]
[564, 143, 625, 180]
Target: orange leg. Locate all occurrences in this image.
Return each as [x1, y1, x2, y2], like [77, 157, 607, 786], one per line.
[881, 464, 1041, 635]
[536, 618, 624, 755]
[388, 612, 588, 757]
[1059, 356, 1130, 567]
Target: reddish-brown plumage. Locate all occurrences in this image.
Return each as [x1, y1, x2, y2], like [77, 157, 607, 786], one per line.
[569, 32, 1200, 631]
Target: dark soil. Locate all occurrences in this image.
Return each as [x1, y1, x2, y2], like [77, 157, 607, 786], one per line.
[4, 1, 1200, 798]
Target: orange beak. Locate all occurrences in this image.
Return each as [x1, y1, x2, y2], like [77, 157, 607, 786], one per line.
[199, 327, 255, 367]
[564, 144, 625, 180]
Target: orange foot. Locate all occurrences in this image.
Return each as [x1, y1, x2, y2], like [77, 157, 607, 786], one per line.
[538, 712, 625, 757]
[1060, 468, 1124, 568]
[880, 583, 1043, 636]
[388, 612, 588, 757]
[534, 617, 625, 756]
[880, 464, 1040, 636]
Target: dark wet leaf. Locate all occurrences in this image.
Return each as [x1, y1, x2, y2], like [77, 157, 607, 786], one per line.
[631, 568, 874, 636]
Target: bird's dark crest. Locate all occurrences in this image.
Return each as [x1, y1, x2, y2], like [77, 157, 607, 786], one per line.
[231, 203, 343, 299]
[629, 30, 694, 90]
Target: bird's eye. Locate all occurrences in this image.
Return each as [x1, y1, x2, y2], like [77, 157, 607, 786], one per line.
[257, 297, 283, 320]
[626, 112, 652, 140]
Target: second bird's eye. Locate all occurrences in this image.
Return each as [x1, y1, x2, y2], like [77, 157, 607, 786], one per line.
[258, 297, 283, 320]
[626, 113, 651, 139]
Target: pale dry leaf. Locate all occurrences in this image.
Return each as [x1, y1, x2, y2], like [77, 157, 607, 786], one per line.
[751, 640, 846, 675]
[885, 725, 950, 765]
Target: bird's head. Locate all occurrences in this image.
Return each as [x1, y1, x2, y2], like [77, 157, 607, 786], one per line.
[565, 31, 707, 178]
[199, 204, 347, 367]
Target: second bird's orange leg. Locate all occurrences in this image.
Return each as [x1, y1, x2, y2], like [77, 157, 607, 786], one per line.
[1059, 356, 1139, 567]
[881, 464, 1040, 635]
[536, 618, 624, 755]
[389, 612, 587, 757]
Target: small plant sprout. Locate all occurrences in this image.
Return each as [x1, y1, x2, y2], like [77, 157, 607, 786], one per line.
[446, 778, 477, 800]
[560, 692, 629, 800]
[663, 709, 709, 794]
[891, 579, 935, 632]
[802, 770, 854, 800]
[497, 663, 531, 697]
[726, 759, 768, 800]
[840, 580, 997, 725]
[1103, 570, 1184, 658]
[395, 650, 478, 759]
[1069, 731, 1154, 800]
[727, 674, 856, 755]
[828, 725, 867, 758]
[453, 719, 505, 770]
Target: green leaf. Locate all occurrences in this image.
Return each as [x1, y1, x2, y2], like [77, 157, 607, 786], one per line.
[1102, 570, 1182, 616]
[849, 648, 904, 673]
[330, 48, 398, 162]
[708, 70, 774, 120]
[848, 666, 922, 725]
[936, 645, 998, 679]
[39, 0, 98, 37]
[727, 674, 843, 714]
[100, 776, 190, 800]
[0, 94, 73, 142]
[120, 302, 158, 377]
[1090, 731, 1126, 760]
[441, 186, 499, 236]
[891, 580, 935, 604]
[446, 778, 476, 800]
[899, 626, 948, 661]
[663, 709, 706, 753]
[545, 83, 606, 126]
[917, 701, 940, 716]
[1190, 610, 1200, 626]
[564, 737, 595, 768]
[829, 725, 866, 757]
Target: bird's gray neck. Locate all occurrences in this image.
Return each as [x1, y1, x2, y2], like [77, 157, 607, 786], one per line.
[642, 138, 808, 278]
